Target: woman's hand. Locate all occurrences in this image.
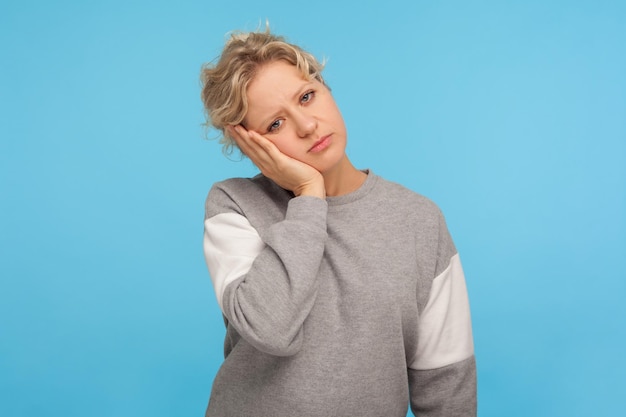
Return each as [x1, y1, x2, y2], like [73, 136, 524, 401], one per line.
[227, 125, 325, 198]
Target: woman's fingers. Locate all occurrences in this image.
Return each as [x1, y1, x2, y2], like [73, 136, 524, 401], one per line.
[229, 125, 277, 166]
[246, 130, 284, 161]
[227, 125, 253, 157]
[230, 126, 274, 168]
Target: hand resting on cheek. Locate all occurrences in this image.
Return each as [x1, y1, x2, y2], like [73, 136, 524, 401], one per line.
[227, 125, 326, 198]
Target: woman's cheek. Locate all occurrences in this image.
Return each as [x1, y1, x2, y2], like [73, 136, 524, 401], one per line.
[273, 135, 302, 160]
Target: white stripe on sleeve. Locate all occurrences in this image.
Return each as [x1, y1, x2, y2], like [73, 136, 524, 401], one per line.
[410, 253, 474, 370]
[203, 213, 265, 312]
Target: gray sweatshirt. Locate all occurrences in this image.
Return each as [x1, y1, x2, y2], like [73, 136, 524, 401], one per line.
[203, 171, 476, 417]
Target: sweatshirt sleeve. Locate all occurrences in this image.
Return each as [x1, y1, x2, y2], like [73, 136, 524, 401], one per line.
[408, 210, 477, 416]
[203, 184, 328, 357]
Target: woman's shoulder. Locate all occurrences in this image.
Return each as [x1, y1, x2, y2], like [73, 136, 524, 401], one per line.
[205, 174, 291, 218]
[209, 174, 284, 197]
[372, 173, 442, 216]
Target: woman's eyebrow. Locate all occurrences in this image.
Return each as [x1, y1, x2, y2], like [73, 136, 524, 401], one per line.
[291, 81, 315, 100]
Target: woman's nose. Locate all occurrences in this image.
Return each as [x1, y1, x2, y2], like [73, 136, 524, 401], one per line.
[294, 111, 317, 138]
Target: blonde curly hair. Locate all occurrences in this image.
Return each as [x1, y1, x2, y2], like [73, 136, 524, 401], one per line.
[200, 28, 325, 154]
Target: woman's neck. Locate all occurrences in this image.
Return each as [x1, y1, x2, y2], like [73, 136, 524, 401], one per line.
[322, 155, 367, 197]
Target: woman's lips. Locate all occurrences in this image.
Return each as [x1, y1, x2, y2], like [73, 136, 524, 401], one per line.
[308, 134, 332, 153]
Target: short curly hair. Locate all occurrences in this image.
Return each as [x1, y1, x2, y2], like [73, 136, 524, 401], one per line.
[200, 28, 325, 154]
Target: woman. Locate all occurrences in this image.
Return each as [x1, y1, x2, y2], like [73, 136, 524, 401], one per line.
[200, 29, 476, 417]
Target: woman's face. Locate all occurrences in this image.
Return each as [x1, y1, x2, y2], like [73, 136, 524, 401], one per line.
[243, 60, 348, 174]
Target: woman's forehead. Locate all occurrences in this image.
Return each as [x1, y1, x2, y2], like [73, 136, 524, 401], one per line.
[249, 61, 311, 94]
[244, 62, 316, 123]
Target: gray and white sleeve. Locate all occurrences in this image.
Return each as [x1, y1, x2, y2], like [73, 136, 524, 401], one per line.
[408, 211, 477, 416]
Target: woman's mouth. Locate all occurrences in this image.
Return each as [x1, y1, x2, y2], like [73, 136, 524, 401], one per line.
[308, 134, 332, 153]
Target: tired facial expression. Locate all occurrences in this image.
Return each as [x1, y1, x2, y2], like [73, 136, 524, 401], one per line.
[243, 60, 348, 174]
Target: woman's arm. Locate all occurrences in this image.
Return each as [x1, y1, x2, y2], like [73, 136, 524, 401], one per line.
[204, 189, 327, 356]
[204, 127, 329, 356]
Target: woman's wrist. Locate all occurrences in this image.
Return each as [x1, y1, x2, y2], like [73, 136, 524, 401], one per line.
[293, 178, 326, 199]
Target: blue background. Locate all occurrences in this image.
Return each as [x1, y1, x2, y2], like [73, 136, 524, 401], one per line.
[1, 0, 625, 416]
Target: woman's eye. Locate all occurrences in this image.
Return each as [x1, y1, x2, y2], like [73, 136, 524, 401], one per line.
[301, 90, 315, 103]
[268, 119, 282, 132]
